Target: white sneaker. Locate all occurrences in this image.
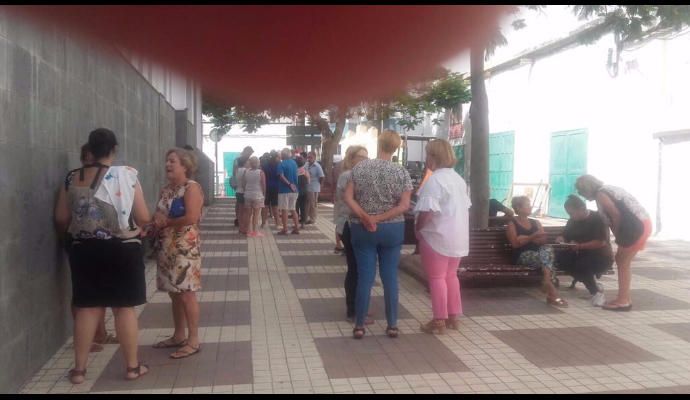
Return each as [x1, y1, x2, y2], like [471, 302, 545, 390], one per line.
[592, 292, 606, 307]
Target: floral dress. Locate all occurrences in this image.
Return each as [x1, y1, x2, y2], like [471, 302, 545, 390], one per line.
[156, 181, 202, 292]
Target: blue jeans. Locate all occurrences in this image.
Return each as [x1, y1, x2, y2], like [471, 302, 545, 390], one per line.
[350, 222, 404, 328]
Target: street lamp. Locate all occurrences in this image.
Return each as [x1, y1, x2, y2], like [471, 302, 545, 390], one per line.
[209, 128, 223, 197]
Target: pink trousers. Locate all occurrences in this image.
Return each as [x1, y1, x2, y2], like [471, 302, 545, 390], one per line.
[419, 237, 463, 319]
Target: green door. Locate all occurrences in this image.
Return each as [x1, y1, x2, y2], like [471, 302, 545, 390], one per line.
[453, 144, 465, 178]
[489, 131, 515, 203]
[548, 129, 588, 218]
[223, 152, 240, 197]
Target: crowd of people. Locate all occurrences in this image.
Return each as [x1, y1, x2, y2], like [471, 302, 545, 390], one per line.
[230, 147, 325, 236]
[54, 127, 651, 384]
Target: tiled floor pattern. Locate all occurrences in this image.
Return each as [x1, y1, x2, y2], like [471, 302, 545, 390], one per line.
[19, 200, 690, 394]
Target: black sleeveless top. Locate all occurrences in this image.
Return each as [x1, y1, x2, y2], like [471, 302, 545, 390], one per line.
[511, 217, 541, 263]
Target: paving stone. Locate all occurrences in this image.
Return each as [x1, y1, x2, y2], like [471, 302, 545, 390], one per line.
[491, 327, 664, 368]
[315, 334, 470, 379]
[90, 341, 253, 392]
[289, 273, 379, 289]
[138, 301, 251, 329]
[461, 288, 564, 316]
[300, 297, 411, 323]
[283, 255, 347, 267]
[201, 274, 250, 291]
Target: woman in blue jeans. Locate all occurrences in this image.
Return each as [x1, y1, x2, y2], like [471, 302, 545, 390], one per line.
[344, 130, 413, 339]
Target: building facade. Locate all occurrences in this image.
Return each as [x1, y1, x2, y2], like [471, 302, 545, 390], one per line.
[455, 10, 690, 240]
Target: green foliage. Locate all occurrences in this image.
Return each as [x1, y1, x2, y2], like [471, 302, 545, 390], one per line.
[203, 69, 471, 136]
[368, 69, 471, 132]
[572, 5, 690, 45]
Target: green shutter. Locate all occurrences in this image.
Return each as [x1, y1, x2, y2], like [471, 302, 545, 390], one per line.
[223, 152, 241, 197]
[548, 130, 588, 218]
[453, 144, 465, 178]
[489, 131, 515, 203]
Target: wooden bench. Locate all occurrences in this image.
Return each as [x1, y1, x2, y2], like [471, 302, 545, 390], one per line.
[402, 218, 613, 286]
[460, 226, 614, 286]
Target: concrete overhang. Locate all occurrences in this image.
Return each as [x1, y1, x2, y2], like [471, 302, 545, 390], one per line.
[653, 129, 690, 145]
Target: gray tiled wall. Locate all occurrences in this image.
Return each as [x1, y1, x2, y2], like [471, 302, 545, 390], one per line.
[0, 13, 181, 392]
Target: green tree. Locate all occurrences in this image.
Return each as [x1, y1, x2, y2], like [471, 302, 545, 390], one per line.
[468, 5, 690, 228]
[570, 5, 690, 77]
[203, 68, 470, 180]
[468, 5, 540, 228]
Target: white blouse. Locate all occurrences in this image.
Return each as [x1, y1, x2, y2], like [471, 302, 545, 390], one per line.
[413, 168, 471, 258]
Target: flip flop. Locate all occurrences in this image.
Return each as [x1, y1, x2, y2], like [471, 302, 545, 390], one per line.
[602, 303, 632, 312]
[170, 344, 201, 359]
[546, 297, 569, 307]
[153, 337, 188, 349]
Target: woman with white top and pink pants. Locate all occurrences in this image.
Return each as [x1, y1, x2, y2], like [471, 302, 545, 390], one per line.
[414, 139, 471, 335]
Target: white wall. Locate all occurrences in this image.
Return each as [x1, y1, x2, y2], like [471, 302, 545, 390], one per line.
[201, 122, 289, 177]
[473, 19, 690, 239]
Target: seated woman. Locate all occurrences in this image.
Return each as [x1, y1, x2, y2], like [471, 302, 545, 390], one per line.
[506, 196, 567, 307]
[555, 195, 613, 307]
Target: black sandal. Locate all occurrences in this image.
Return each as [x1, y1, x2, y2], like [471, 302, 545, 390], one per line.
[353, 327, 365, 339]
[386, 326, 399, 338]
[125, 363, 149, 380]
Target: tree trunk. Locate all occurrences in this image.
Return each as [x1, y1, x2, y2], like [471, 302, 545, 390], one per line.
[320, 114, 346, 181]
[310, 112, 346, 203]
[469, 44, 490, 229]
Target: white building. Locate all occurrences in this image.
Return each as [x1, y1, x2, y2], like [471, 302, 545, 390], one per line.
[445, 6, 690, 240]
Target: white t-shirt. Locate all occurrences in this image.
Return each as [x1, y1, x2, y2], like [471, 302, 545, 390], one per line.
[236, 167, 246, 194]
[413, 168, 471, 258]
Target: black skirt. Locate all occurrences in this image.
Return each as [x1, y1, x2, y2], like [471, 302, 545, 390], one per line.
[68, 237, 147, 308]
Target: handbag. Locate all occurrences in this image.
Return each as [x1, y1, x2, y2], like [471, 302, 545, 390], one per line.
[169, 197, 186, 218]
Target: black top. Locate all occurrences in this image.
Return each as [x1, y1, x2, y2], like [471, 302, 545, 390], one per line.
[489, 198, 503, 217]
[563, 211, 613, 259]
[297, 174, 308, 193]
[511, 217, 541, 263]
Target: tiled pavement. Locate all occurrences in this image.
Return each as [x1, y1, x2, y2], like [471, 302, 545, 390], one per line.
[19, 199, 690, 394]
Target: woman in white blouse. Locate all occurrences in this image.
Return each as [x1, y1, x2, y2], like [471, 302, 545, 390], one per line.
[414, 139, 471, 334]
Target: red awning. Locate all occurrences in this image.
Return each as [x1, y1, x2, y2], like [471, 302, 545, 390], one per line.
[4, 5, 512, 111]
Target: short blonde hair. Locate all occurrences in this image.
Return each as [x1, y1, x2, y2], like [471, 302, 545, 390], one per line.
[575, 174, 603, 196]
[166, 148, 198, 178]
[378, 129, 402, 154]
[425, 139, 456, 168]
[342, 145, 368, 171]
[248, 156, 260, 169]
[511, 195, 531, 211]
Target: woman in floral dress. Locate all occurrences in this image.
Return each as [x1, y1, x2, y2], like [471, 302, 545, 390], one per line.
[152, 148, 204, 359]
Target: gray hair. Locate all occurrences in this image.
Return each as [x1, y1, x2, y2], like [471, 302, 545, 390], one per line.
[281, 148, 292, 159]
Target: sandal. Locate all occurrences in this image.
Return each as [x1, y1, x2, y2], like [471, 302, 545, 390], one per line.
[125, 363, 149, 380]
[291, 229, 300, 235]
[353, 327, 365, 339]
[153, 337, 187, 349]
[385, 326, 399, 338]
[277, 230, 288, 235]
[445, 318, 460, 330]
[68, 368, 86, 385]
[602, 303, 632, 312]
[546, 297, 569, 307]
[420, 320, 446, 335]
[170, 344, 201, 359]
